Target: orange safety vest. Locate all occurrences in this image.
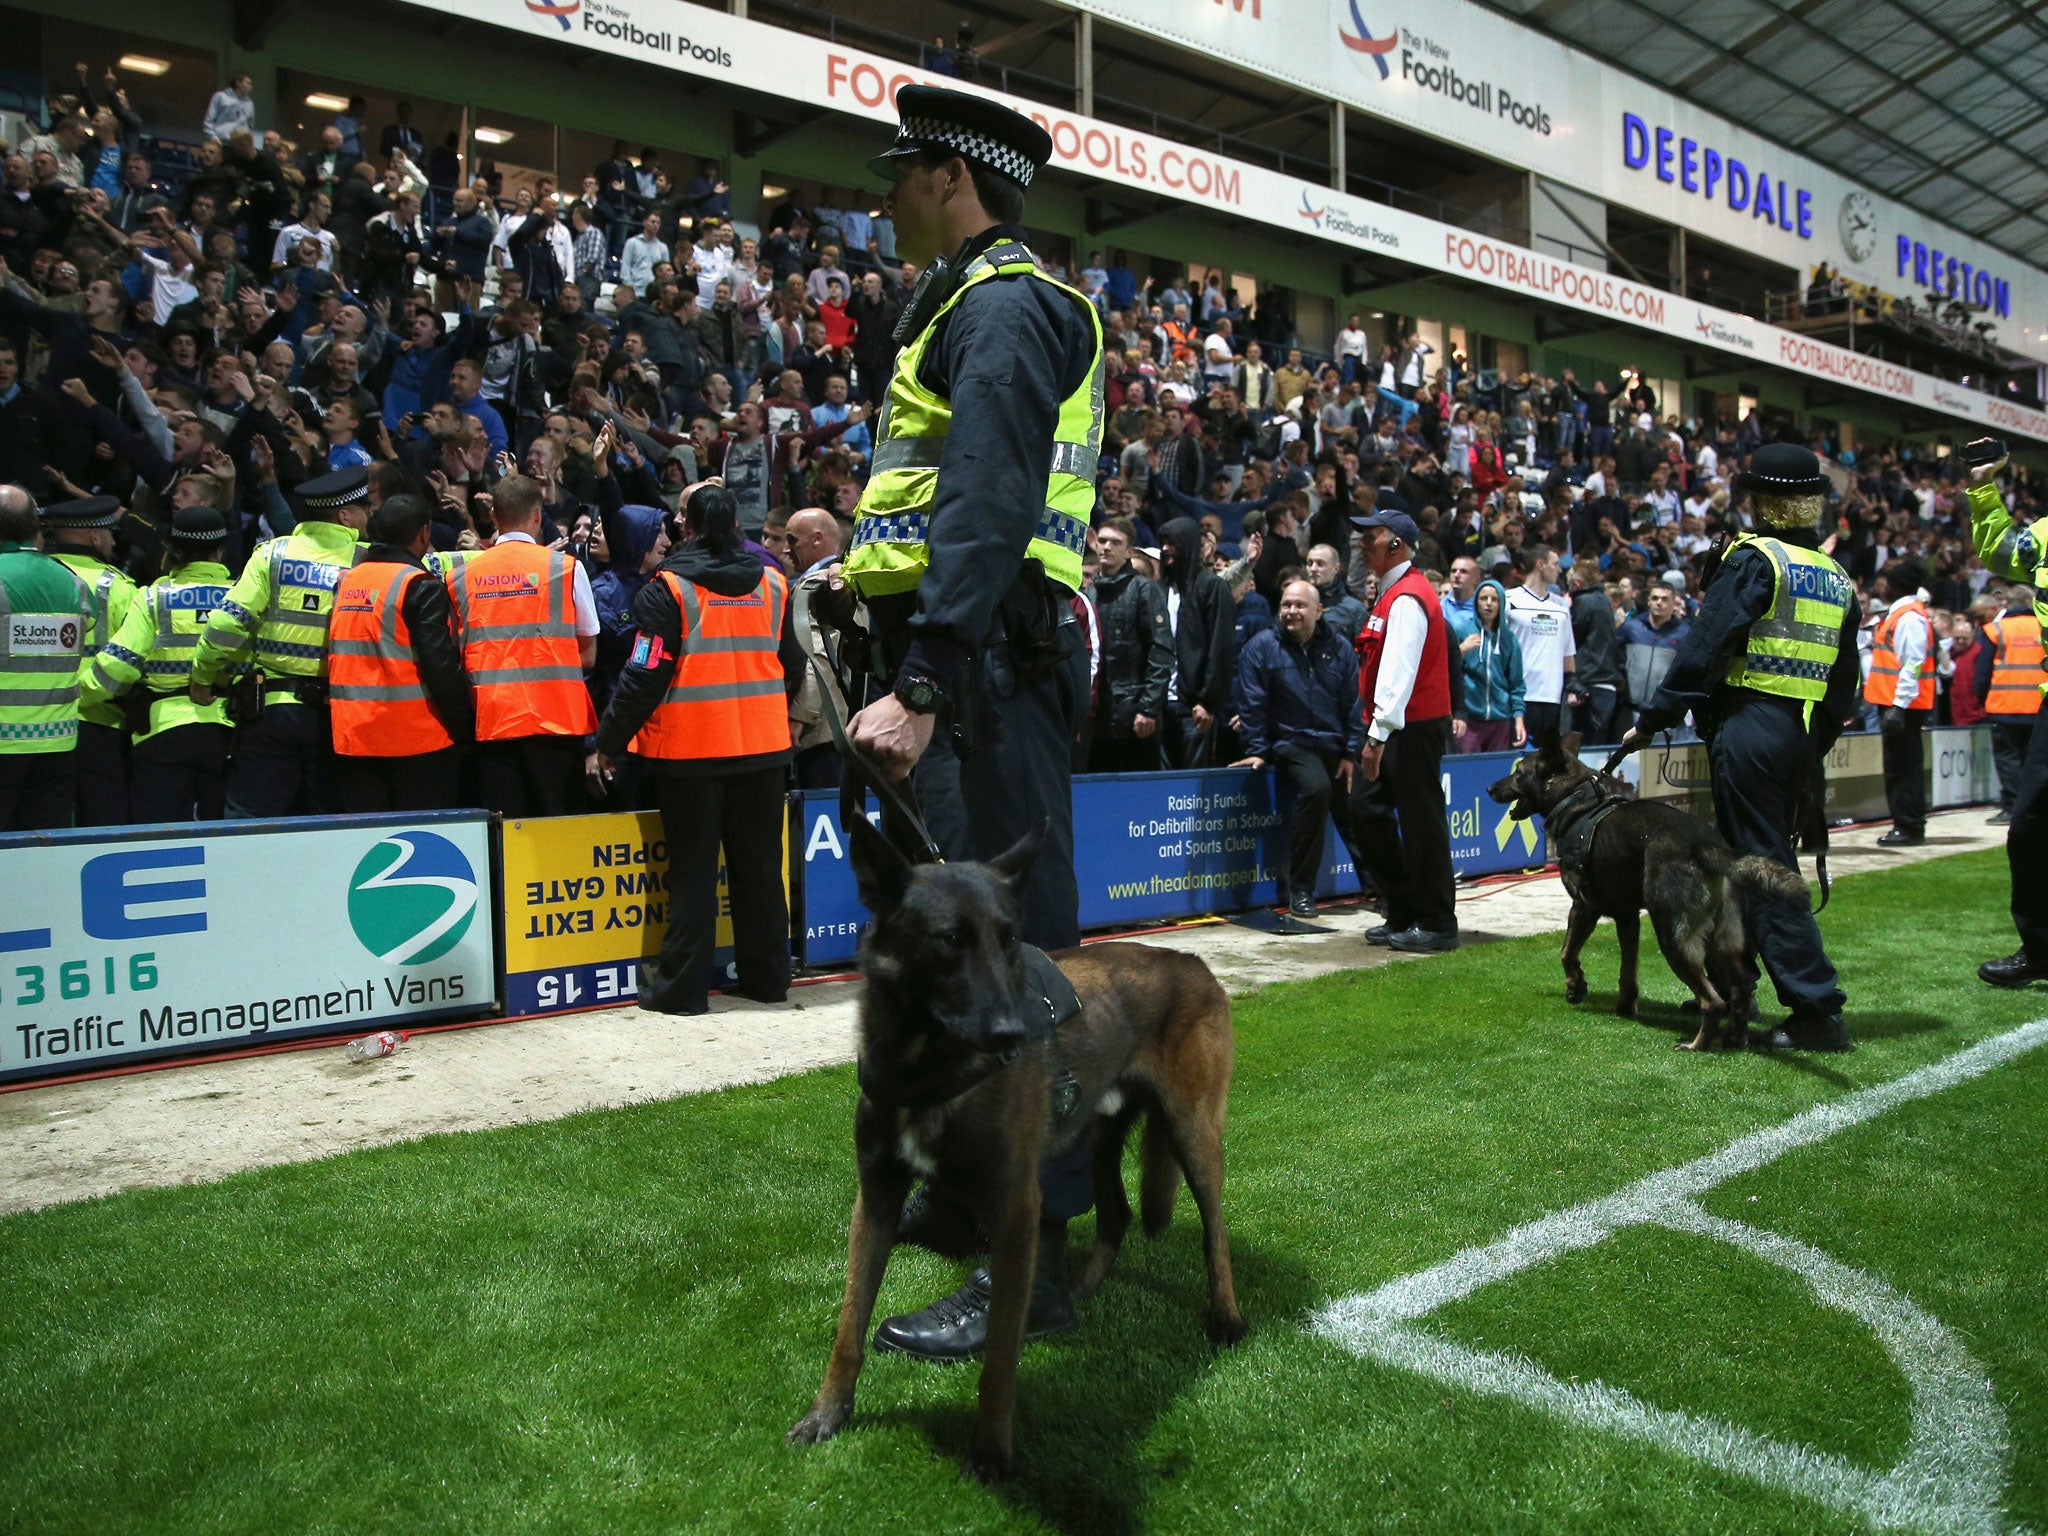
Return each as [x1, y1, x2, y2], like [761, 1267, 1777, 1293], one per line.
[1864, 599, 1936, 711]
[1985, 612, 2046, 717]
[329, 560, 455, 757]
[448, 539, 596, 741]
[631, 564, 791, 761]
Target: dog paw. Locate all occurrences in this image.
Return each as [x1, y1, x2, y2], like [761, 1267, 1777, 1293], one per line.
[966, 1427, 1014, 1483]
[1616, 994, 1638, 1019]
[1206, 1309, 1249, 1348]
[787, 1402, 851, 1445]
[1563, 977, 1588, 1005]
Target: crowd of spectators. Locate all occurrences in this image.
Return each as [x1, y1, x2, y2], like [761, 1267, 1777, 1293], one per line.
[2, 68, 2039, 829]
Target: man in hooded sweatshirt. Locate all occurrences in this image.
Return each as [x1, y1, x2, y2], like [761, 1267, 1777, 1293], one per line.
[1088, 516, 1173, 772]
[1450, 577, 1525, 753]
[1158, 515, 1237, 767]
[590, 483, 807, 1015]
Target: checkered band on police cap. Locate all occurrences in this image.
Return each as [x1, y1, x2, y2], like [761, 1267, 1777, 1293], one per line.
[898, 116, 1038, 186]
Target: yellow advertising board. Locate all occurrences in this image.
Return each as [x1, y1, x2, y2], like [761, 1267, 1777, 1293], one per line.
[499, 809, 788, 1016]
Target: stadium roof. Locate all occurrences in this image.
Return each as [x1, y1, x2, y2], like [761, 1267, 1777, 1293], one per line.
[1475, 0, 2048, 269]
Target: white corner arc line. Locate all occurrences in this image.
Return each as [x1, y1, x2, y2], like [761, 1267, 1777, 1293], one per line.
[1311, 1019, 2048, 1535]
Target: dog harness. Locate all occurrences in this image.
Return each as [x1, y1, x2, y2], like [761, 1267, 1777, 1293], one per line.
[1544, 776, 1634, 906]
[855, 943, 1086, 1124]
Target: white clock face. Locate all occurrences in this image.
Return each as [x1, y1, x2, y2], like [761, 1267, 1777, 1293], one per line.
[1839, 191, 1878, 263]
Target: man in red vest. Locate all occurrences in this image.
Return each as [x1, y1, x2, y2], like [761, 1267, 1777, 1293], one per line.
[1351, 508, 1458, 952]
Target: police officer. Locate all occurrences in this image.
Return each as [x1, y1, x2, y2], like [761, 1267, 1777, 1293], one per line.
[81, 504, 238, 822]
[190, 466, 369, 817]
[1621, 444, 1861, 1051]
[1959, 442, 2048, 988]
[42, 495, 140, 826]
[590, 483, 800, 1014]
[839, 87, 1102, 1357]
[328, 494, 473, 812]
[0, 484, 93, 830]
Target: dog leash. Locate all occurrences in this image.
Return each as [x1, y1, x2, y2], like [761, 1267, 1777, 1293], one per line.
[792, 576, 947, 865]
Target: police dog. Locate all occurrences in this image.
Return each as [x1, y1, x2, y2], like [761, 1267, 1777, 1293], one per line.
[1488, 735, 1811, 1050]
[788, 818, 1244, 1479]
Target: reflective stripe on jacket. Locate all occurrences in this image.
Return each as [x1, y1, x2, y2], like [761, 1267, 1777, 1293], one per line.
[1985, 612, 2045, 716]
[1865, 598, 1935, 711]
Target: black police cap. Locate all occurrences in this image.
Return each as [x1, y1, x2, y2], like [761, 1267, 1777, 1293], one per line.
[295, 465, 370, 513]
[868, 85, 1054, 189]
[1733, 443, 1828, 500]
[40, 495, 122, 530]
[167, 504, 229, 543]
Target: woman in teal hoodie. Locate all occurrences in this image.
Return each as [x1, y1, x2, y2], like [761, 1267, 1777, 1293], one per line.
[1454, 577, 1525, 753]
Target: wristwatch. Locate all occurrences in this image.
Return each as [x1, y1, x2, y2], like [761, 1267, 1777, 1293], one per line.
[894, 671, 945, 715]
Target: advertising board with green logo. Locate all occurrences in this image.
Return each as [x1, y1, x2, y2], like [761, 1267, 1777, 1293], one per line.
[0, 813, 496, 1083]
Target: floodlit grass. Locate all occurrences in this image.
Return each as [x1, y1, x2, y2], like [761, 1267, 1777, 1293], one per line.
[2, 851, 2044, 1534]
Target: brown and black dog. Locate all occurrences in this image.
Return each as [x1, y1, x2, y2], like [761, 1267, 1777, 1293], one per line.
[1489, 735, 1811, 1050]
[788, 818, 1245, 1478]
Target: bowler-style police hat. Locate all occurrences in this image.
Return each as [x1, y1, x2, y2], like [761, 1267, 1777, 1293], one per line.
[40, 495, 122, 530]
[167, 504, 229, 543]
[868, 84, 1054, 190]
[295, 466, 369, 513]
[1733, 443, 1828, 500]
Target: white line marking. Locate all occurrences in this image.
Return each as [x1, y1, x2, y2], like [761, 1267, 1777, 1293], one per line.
[1312, 1019, 2048, 1535]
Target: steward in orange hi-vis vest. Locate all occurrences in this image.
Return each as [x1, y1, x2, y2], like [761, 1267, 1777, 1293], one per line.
[593, 486, 799, 1017]
[449, 537, 597, 740]
[326, 497, 473, 813]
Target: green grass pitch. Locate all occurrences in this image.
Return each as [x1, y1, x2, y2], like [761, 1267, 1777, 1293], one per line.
[2, 849, 2043, 1534]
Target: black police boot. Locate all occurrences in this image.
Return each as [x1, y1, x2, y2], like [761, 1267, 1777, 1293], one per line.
[1875, 828, 1924, 848]
[873, 1221, 1076, 1361]
[1366, 924, 1394, 945]
[1762, 1013, 1852, 1052]
[894, 1181, 986, 1258]
[1979, 950, 2048, 988]
[1288, 891, 1318, 920]
[1387, 925, 1459, 953]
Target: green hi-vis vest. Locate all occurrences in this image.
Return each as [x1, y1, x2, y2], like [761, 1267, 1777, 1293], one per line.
[84, 563, 235, 741]
[52, 551, 138, 729]
[0, 543, 93, 755]
[1722, 534, 1851, 721]
[196, 522, 361, 685]
[844, 240, 1104, 599]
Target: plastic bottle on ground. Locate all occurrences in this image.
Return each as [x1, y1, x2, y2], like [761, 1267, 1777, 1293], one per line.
[342, 1030, 409, 1063]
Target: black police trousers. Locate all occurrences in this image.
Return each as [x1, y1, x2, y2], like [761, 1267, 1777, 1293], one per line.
[1351, 717, 1456, 935]
[899, 629, 1096, 1221]
[0, 750, 74, 831]
[226, 701, 339, 818]
[2004, 696, 2048, 964]
[74, 721, 129, 827]
[132, 724, 231, 823]
[1708, 696, 1846, 1017]
[639, 761, 790, 1015]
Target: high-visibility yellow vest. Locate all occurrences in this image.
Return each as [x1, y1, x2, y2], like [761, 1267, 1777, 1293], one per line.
[194, 522, 361, 686]
[0, 543, 93, 755]
[83, 563, 235, 741]
[1722, 534, 1851, 723]
[51, 550, 138, 729]
[844, 240, 1103, 599]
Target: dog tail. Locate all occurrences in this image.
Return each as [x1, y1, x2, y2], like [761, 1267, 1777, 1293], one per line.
[1140, 1113, 1180, 1238]
[1727, 854, 1811, 907]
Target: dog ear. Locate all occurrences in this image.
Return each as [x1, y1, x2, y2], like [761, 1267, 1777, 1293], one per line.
[849, 813, 912, 914]
[987, 819, 1045, 889]
[1560, 730, 1583, 761]
[1535, 726, 1561, 765]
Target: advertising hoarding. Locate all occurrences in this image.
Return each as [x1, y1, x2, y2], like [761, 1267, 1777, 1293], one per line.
[0, 813, 496, 1083]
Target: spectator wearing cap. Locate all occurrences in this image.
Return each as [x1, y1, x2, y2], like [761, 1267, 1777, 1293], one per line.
[42, 494, 140, 825]
[190, 465, 371, 817]
[328, 494, 473, 812]
[79, 504, 238, 821]
[1230, 575, 1366, 918]
[0, 484, 94, 830]
[1352, 507, 1458, 951]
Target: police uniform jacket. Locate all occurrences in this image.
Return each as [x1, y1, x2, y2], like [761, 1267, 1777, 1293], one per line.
[1633, 537, 1862, 748]
[888, 223, 1102, 700]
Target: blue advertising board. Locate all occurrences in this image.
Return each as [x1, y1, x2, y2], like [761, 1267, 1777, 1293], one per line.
[797, 751, 1547, 968]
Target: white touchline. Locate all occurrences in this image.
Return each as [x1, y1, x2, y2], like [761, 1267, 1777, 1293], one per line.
[1312, 1018, 2048, 1536]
